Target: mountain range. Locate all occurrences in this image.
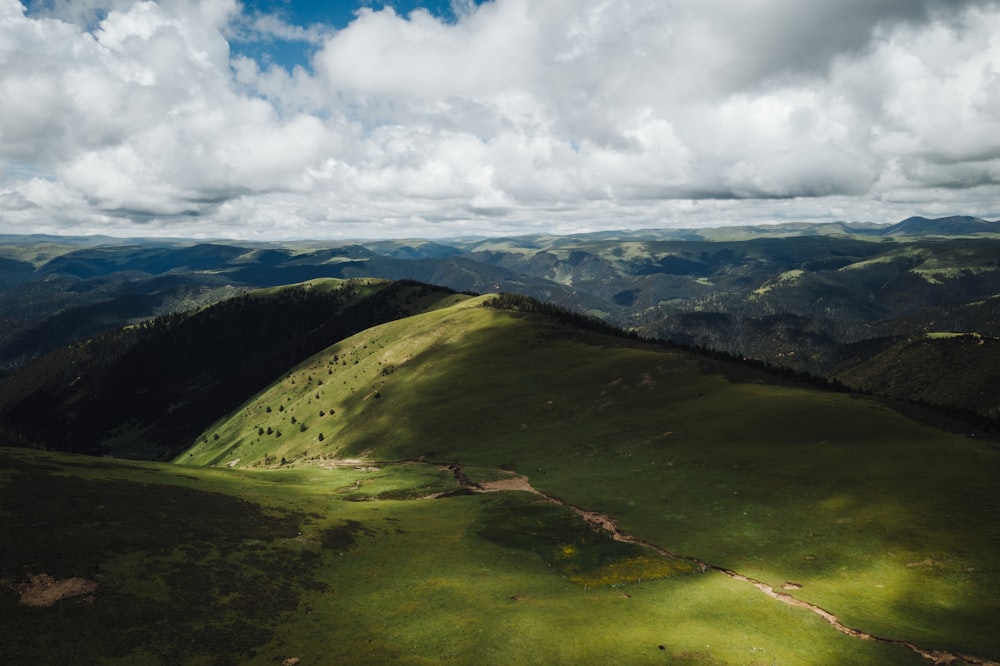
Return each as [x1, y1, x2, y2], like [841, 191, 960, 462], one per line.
[1, 216, 997, 424]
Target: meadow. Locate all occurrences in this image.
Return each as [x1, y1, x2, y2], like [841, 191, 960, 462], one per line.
[0, 446, 938, 665]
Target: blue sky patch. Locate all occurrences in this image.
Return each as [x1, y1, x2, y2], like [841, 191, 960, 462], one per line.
[234, 0, 481, 71]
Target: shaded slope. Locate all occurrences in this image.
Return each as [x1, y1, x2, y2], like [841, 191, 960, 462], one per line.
[0, 448, 313, 664]
[0, 273, 244, 373]
[0, 279, 469, 459]
[833, 333, 1000, 421]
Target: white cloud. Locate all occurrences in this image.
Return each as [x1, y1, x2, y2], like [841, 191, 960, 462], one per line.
[1, 0, 998, 239]
[234, 12, 331, 46]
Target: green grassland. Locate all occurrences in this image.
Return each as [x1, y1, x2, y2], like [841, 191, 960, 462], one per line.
[169, 296, 1000, 663]
[2, 445, 928, 666]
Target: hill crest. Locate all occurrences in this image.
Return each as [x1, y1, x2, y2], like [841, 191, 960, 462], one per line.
[0, 278, 471, 459]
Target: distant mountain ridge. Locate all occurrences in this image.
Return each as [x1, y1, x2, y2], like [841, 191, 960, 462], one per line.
[0, 215, 996, 422]
[883, 215, 1000, 236]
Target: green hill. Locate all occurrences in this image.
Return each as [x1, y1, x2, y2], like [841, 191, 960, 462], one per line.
[2, 285, 999, 664]
[0, 278, 469, 459]
[178, 291, 1000, 664]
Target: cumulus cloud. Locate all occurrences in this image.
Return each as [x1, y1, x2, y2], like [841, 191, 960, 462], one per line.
[1, 0, 998, 239]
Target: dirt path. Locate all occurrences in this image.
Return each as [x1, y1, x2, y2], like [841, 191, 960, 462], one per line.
[447, 464, 998, 666]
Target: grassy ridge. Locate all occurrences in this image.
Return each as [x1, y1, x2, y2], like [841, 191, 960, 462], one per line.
[0, 278, 467, 458]
[181, 296, 1000, 662]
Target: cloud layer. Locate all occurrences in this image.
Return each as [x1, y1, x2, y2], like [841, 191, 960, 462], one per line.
[1, 0, 999, 238]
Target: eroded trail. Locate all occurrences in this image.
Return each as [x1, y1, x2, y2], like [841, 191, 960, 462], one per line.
[448, 465, 998, 666]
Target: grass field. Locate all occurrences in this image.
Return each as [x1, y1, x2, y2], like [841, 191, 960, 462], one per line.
[2, 447, 934, 665]
[3, 296, 998, 664]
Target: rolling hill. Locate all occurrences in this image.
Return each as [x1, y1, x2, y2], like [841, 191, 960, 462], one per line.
[1, 285, 998, 664]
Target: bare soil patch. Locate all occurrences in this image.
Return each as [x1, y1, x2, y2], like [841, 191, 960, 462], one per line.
[12, 573, 98, 607]
[476, 474, 539, 494]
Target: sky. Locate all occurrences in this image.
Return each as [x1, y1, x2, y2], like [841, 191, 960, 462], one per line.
[1, 0, 999, 240]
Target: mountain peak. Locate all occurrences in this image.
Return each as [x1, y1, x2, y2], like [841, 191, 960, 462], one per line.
[885, 215, 1000, 236]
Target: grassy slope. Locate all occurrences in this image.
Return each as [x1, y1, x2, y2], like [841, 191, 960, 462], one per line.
[2, 446, 919, 666]
[180, 296, 1000, 663]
